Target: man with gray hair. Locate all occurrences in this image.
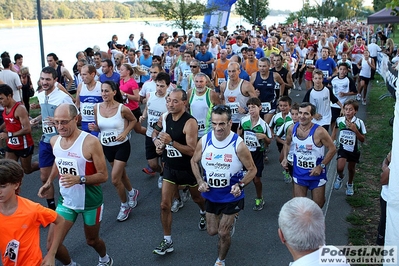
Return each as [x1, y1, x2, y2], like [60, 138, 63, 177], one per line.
[367, 38, 381, 79]
[278, 197, 350, 265]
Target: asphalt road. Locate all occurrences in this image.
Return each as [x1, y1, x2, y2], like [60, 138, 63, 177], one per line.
[14, 85, 362, 266]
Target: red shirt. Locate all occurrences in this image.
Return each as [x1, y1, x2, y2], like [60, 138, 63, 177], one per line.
[2, 102, 34, 150]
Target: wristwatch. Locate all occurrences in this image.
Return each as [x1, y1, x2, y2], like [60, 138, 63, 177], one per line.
[319, 163, 326, 169]
[168, 140, 173, 146]
[238, 182, 245, 191]
[80, 176, 86, 185]
[8, 132, 12, 138]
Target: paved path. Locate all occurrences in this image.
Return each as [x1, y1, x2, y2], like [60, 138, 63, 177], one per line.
[15, 83, 365, 266]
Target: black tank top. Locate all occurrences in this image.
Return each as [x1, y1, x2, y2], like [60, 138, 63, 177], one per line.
[163, 112, 196, 170]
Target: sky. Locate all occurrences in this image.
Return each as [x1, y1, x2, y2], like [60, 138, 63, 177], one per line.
[268, 0, 373, 12]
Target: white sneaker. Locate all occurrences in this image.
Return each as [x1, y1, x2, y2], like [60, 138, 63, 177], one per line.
[346, 183, 354, 196]
[181, 188, 191, 202]
[356, 94, 361, 101]
[158, 176, 163, 189]
[362, 99, 367, 106]
[171, 199, 183, 212]
[128, 189, 139, 209]
[117, 205, 131, 222]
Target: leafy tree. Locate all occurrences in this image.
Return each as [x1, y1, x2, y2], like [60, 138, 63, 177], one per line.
[375, 0, 392, 12]
[57, 3, 71, 19]
[235, 0, 270, 25]
[41, 0, 57, 19]
[285, 12, 300, 25]
[95, 8, 103, 20]
[144, 0, 215, 35]
[115, 4, 130, 20]
[386, 0, 399, 15]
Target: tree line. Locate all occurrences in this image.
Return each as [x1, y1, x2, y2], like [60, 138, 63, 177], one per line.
[0, 0, 158, 20]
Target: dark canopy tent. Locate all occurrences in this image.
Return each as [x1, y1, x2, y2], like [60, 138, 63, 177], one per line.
[367, 8, 399, 24]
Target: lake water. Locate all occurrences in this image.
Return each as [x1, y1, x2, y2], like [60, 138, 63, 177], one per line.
[0, 15, 287, 84]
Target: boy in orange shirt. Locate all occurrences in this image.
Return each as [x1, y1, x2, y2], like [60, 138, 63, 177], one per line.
[0, 159, 64, 266]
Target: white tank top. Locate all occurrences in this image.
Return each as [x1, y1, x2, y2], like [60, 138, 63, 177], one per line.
[97, 103, 128, 146]
[224, 79, 249, 123]
[79, 81, 102, 122]
[146, 91, 167, 137]
[189, 88, 213, 138]
[359, 58, 372, 78]
[53, 131, 91, 210]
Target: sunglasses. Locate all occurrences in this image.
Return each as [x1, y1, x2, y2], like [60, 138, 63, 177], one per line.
[212, 105, 231, 113]
[143, 48, 150, 51]
[190, 65, 198, 68]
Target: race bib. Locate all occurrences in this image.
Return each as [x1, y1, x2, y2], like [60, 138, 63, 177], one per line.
[166, 144, 182, 158]
[339, 130, 356, 152]
[226, 102, 239, 114]
[42, 121, 56, 134]
[5, 239, 19, 263]
[198, 119, 206, 131]
[200, 62, 208, 69]
[261, 102, 271, 113]
[100, 131, 117, 145]
[305, 59, 313, 66]
[81, 105, 94, 117]
[299, 58, 304, 64]
[148, 116, 158, 128]
[8, 136, 20, 146]
[322, 70, 329, 78]
[218, 78, 225, 85]
[296, 154, 316, 169]
[207, 171, 230, 188]
[56, 157, 79, 176]
[244, 131, 260, 151]
[183, 69, 191, 79]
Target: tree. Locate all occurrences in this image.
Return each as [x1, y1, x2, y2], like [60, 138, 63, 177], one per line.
[386, 0, 399, 15]
[235, 0, 269, 25]
[115, 4, 130, 20]
[145, 0, 215, 35]
[57, 3, 71, 19]
[375, 0, 392, 12]
[95, 8, 103, 20]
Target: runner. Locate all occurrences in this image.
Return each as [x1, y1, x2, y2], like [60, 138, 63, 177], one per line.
[0, 84, 39, 174]
[331, 99, 366, 196]
[238, 97, 271, 211]
[191, 104, 256, 266]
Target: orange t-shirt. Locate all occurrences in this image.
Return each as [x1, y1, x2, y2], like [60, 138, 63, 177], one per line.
[214, 59, 230, 86]
[244, 59, 259, 76]
[0, 196, 57, 266]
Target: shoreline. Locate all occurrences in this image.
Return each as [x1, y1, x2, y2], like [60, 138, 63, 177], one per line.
[0, 17, 179, 29]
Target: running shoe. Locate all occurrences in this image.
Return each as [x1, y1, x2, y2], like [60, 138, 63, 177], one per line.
[97, 257, 113, 266]
[334, 176, 343, 190]
[356, 94, 361, 101]
[128, 189, 139, 209]
[117, 205, 131, 222]
[230, 214, 238, 236]
[171, 199, 183, 213]
[181, 188, 191, 202]
[158, 175, 163, 189]
[198, 213, 207, 230]
[253, 198, 265, 211]
[282, 170, 292, 184]
[362, 99, 367, 106]
[142, 165, 156, 176]
[346, 183, 354, 196]
[214, 260, 225, 266]
[153, 239, 174, 255]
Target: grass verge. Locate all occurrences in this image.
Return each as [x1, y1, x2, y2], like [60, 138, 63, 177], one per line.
[346, 75, 394, 248]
